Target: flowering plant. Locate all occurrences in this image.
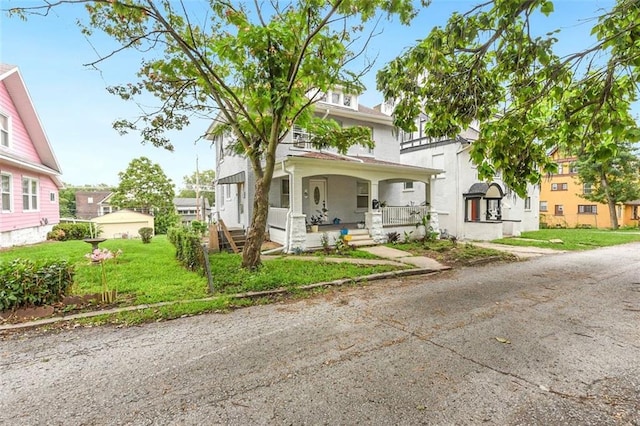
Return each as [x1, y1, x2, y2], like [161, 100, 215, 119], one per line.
[309, 215, 324, 225]
[85, 248, 122, 303]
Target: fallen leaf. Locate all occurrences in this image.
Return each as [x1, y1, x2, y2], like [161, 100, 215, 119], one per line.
[495, 337, 511, 344]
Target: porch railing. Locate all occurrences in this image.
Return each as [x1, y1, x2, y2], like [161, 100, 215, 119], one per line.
[267, 207, 289, 230]
[381, 206, 430, 227]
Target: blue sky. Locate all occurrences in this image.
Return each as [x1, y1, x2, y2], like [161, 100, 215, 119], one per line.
[0, 0, 620, 187]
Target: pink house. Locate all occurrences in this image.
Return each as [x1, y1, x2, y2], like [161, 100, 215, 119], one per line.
[0, 64, 63, 248]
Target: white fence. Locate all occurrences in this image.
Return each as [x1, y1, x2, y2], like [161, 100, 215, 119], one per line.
[381, 206, 430, 227]
[267, 207, 289, 230]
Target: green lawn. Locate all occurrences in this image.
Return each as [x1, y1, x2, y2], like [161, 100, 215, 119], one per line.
[0, 236, 405, 308]
[492, 228, 640, 250]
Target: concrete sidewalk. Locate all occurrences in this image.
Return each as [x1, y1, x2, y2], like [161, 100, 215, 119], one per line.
[470, 241, 567, 258]
[359, 246, 450, 270]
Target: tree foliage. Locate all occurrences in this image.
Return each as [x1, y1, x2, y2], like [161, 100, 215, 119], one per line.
[576, 143, 640, 229]
[110, 156, 175, 215]
[9, 0, 424, 269]
[58, 186, 77, 218]
[377, 0, 640, 197]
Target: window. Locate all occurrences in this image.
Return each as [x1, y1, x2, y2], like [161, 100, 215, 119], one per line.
[343, 95, 352, 107]
[525, 196, 531, 210]
[633, 206, 639, 220]
[556, 163, 564, 175]
[367, 126, 374, 154]
[331, 92, 340, 104]
[403, 181, 414, 191]
[87, 196, 94, 204]
[22, 177, 39, 211]
[583, 183, 593, 195]
[569, 162, 579, 174]
[554, 204, 564, 216]
[1, 173, 11, 212]
[551, 182, 568, 191]
[578, 205, 597, 214]
[218, 137, 225, 161]
[225, 184, 232, 201]
[486, 199, 501, 220]
[0, 113, 9, 148]
[539, 201, 548, 212]
[356, 182, 369, 209]
[292, 125, 311, 149]
[49, 191, 56, 202]
[281, 179, 290, 208]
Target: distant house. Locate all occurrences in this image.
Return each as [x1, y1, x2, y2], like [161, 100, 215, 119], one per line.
[0, 63, 63, 248]
[75, 190, 115, 219]
[174, 197, 211, 225]
[91, 209, 154, 239]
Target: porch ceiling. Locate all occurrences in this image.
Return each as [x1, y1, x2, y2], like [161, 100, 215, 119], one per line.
[275, 152, 442, 181]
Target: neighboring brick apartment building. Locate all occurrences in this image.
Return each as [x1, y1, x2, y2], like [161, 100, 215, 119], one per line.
[539, 148, 640, 228]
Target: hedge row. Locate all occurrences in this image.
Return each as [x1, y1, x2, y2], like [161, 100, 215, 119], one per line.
[0, 259, 75, 311]
[167, 226, 205, 275]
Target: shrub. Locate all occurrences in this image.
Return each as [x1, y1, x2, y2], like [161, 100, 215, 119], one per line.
[386, 231, 400, 244]
[0, 259, 75, 311]
[47, 228, 66, 241]
[49, 223, 93, 241]
[167, 226, 205, 274]
[191, 220, 208, 236]
[139, 227, 154, 243]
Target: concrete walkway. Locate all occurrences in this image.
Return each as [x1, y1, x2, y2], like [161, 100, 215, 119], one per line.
[359, 246, 450, 270]
[469, 241, 567, 258]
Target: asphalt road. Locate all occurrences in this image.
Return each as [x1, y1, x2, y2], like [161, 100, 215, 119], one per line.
[1, 243, 639, 425]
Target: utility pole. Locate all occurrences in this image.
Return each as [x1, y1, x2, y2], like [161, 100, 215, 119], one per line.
[195, 156, 201, 221]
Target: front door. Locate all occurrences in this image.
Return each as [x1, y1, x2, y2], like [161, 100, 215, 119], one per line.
[309, 179, 327, 221]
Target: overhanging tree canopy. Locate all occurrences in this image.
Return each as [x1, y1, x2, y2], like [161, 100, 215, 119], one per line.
[377, 0, 640, 197]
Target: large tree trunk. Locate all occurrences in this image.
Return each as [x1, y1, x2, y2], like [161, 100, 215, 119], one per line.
[601, 175, 619, 229]
[241, 176, 270, 270]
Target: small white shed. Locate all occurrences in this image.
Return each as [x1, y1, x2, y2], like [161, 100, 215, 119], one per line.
[91, 209, 154, 239]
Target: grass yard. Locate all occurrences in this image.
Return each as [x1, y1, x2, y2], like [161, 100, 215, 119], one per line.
[492, 228, 640, 251]
[389, 239, 517, 266]
[0, 236, 407, 325]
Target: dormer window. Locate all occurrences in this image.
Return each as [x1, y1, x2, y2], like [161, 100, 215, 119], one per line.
[331, 92, 340, 104]
[343, 95, 352, 107]
[0, 113, 9, 148]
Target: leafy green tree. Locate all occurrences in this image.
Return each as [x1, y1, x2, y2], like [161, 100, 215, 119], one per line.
[377, 0, 640, 197]
[110, 156, 175, 218]
[576, 143, 640, 229]
[11, 0, 420, 270]
[58, 186, 77, 218]
[178, 169, 216, 207]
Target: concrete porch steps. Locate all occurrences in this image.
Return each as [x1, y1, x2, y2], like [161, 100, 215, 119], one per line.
[346, 229, 377, 247]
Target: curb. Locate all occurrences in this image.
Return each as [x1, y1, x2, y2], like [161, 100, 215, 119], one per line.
[0, 267, 449, 332]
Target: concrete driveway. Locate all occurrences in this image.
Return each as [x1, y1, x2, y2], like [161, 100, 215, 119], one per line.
[1, 243, 639, 425]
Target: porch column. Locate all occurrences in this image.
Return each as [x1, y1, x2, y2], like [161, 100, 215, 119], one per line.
[370, 181, 380, 209]
[365, 211, 385, 243]
[287, 214, 307, 253]
[290, 174, 304, 214]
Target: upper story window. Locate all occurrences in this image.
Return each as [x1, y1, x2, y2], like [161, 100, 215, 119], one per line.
[403, 181, 414, 191]
[343, 95, 352, 107]
[556, 163, 564, 175]
[318, 90, 357, 110]
[292, 125, 312, 149]
[524, 196, 531, 210]
[551, 182, 568, 191]
[1, 173, 12, 212]
[22, 176, 39, 211]
[331, 92, 340, 104]
[583, 183, 593, 195]
[0, 113, 10, 148]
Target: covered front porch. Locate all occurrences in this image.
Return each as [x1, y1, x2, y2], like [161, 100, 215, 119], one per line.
[266, 152, 441, 252]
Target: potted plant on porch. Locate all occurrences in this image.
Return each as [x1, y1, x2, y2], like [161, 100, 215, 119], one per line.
[309, 215, 323, 232]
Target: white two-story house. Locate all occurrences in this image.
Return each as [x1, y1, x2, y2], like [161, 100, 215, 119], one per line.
[396, 116, 539, 240]
[212, 88, 442, 252]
